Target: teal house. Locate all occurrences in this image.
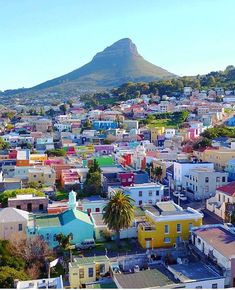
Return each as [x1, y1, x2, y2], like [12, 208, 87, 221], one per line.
[27, 191, 94, 248]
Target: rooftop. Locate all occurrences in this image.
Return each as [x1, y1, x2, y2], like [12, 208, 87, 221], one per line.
[71, 256, 109, 267]
[193, 225, 235, 258]
[217, 181, 235, 196]
[168, 261, 221, 283]
[123, 182, 163, 189]
[113, 266, 178, 289]
[16, 276, 63, 289]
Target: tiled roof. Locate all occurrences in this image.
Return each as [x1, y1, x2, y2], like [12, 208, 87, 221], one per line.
[217, 181, 235, 196]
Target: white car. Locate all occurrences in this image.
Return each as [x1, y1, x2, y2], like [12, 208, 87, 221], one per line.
[75, 239, 95, 250]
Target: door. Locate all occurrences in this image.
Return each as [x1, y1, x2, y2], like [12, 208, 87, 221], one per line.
[27, 203, 32, 212]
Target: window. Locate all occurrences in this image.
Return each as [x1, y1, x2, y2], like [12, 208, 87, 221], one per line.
[88, 267, 94, 278]
[205, 186, 209, 192]
[95, 208, 100, 212]
[197, 237, 201, 244]
[164, 225, 169, 234]
[139, 200, 142, 205]
[16, 205, 21, 209]
[139, 191, 142, 197]
[176, 224, 181, 233]
[99, 264, 105, 274]
[79, 269, 84, 279]
[148, 200, 153, 204]
[195, 286, 202, 289]
[216, 177, 220, 182]
[149, 190, 152, 196]
[222, 176, 226, 182]
[212, 284, 217, 289]
[205, 177, 209, 183]
[18, 224, 23, 231]
[87, 209, 91, 214]
[156, 190, 159, 196]
[164, 237, 171, 243]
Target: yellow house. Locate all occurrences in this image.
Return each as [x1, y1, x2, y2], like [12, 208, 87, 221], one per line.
[69, 256, 110, 288]
[198, 147, 235, 171]
[30, 153, 48, 165]
[28, 166, 56, 186]
[138, 201, 203, 249]
[150, 127, 165, 143]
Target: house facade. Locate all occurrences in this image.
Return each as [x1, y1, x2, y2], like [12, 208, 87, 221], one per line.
[138, 201, 203, 249]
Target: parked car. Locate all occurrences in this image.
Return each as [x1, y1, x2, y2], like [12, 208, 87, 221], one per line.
[75, 239, 95, 250]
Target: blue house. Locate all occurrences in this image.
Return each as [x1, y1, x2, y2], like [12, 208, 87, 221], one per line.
[27, 191, 94, 248]
[92, 121, 118, 130]
[226, 115, 235, 126]
[226, 159, 235, 181]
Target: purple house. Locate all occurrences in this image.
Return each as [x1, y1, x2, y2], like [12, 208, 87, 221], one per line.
[94, 145, 114, 155]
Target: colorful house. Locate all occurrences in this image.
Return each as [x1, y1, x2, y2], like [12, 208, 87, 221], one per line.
[27, 191, 94, 248]
[69, 256, 110, 288]
[138, 201, 203, 249]
[92, 120, 118, 130]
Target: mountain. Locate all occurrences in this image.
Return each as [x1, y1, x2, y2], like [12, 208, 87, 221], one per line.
[28, 38, 175, 91]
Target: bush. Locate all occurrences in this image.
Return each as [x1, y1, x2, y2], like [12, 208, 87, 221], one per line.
[45, 149, 67, 157]
[0, 188, 44, 207]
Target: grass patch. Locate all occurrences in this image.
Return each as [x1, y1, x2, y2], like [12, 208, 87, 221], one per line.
[55, 190, 68, 201]
[94, 240, 133, 252]
[147, 119, 177, 128]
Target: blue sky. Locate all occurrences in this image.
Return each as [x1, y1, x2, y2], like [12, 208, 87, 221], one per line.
[0, 0, 234, 90]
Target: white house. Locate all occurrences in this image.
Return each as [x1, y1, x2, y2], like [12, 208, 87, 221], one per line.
[191, 224, 235, 287]
[165, 129, 176, 139]
[108, 183, 164, 206]
[173, 161, 214, 189]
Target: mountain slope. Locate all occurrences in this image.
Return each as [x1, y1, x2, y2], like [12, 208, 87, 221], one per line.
[31, 38, 176, 90]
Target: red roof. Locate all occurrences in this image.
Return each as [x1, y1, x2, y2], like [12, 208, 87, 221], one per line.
[217, 181, 235, 196]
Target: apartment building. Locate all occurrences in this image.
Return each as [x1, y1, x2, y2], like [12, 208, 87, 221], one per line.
[183, 168, 228, 200]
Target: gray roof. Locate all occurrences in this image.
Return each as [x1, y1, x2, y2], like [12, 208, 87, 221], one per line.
[114, 266, 178, 289]
[168, 262, 222, 282]
[0, 207, 29, 223]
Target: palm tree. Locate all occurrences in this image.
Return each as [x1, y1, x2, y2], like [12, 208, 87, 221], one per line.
[153, 166, 163, 181]
[103, 191, 135, 246]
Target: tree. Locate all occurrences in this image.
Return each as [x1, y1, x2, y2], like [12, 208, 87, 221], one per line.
[45, 148, 67, 157]
[0, 137, 9, 150]
[81, 119, 92, 132]
[59, 104, 68, 115]
[103, 191, 135, 245]
[10, 234, 54, 270]
[0, 266, 29, 288]
[192, 137, 212, 150]
[83, 159, 102, 195]
[55, 233, 73, 250]
[0, 188, 44, 207]
[153, 166, 163, 181]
